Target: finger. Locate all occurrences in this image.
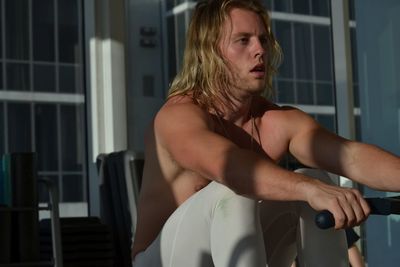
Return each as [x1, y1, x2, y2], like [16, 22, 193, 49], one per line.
[337, 194, 357, 227]
[333, 209, 347, 230]
[329, 199, 347, 230]
[353, 189, 371, 221]
[346, 189, 370, 225]
[344, 190, 368, 226]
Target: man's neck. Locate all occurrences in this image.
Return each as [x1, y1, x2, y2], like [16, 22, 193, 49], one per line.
[214, 94, 255, 126]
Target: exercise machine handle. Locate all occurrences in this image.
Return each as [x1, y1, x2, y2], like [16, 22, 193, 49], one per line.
[315, 196, 400, 229]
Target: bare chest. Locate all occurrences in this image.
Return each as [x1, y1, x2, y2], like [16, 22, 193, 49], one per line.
[214, 117, 288, 162]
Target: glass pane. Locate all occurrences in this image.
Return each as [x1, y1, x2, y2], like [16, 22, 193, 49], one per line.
[311, 0, 330, 17]
[59, 65, 81, 93]
[32, 0, 55, 61]
[60, 105, 85, 171]
[166, 0, 174, 10]
[276, 80, 295, 103]
[293, 0, 310, 15]
[353, 84, 359, 108]
[5, 0, 29, 60]
[350, 29, 360, 108]
[0, 64, 3, 89]
[349, 0, 356, 21]
[7, 102, 32, 153]
[35, 104, 58, 171]
[38, 175, 58, 203]
[167, 16, 177, 84]
[165, 0, 187, 10]
[177, 13, 186, 71]
[62, 175, 84, 202]
[294, 23, 313, 80]
[58, 0, 79, 63]
[264, 0, 272, 11]
[316, 114, 336, 132]
[350, 28, 358, 84]
[0, 1, 2, 59]
[263, 0, 272, 10]
[6, 63, 30, 91]
[314, 25, 332, 82]
[315, 82, 334, 105]
[296, 81, 314, 105]
[0, 103, 4, 155]
[274, 0, 292, 13]
[355, 115, 361, 142]
[274, 21, 293, 78]
[355, 1, 400, 264]
[34, 64, 56, 92]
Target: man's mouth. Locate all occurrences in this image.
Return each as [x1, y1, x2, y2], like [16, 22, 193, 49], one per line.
[250, 64, 266, 76]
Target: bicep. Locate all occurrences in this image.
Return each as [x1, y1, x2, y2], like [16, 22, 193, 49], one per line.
[154, 105, 238, 180]
[288, 111, 351, 174]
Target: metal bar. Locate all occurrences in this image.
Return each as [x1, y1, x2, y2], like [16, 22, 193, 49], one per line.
[0, 91, 85, 103]
[39, 178, 63, 267]
[330, 0, 355, 140]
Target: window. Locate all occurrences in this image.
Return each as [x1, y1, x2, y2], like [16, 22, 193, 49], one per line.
[167, 16, 177, 84]
[273, 0, 292, 13]
[33, 0, 55, 61]
[293, 0, 310, 15]
[311, 0, 330, 17]
[35, 104, 58, 172]
[270, 0, 330, 17]
[7, 103, 32, 152]
[271, 15, 335, 132]
[0, 103, 4, 155]
[274, 21, 293, 79]
[0, 0, 87, 207]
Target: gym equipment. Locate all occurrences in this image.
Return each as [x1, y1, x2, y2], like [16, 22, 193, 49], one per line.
[315, 196, 400, 229]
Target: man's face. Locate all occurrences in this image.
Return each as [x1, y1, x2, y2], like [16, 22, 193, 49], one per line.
[219, 8, 268, 97]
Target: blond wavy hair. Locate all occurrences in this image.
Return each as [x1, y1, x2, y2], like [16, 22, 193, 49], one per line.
[168, 0, 282, 112]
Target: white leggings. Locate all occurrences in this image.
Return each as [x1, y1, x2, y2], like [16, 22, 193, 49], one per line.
[133, 168, 349, 267]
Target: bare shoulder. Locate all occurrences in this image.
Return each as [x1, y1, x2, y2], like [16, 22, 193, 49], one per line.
[255, 98, 315, 123]
[254, 97, 320, 139]
[155, 95, 213, 132]
[158, 95, 206, 115]
[153, 95, 218, 158]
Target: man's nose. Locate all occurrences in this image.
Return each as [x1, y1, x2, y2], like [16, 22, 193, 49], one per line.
[253, 40, 266, 58]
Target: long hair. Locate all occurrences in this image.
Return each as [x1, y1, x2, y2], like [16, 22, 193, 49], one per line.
[168, 0, 282, 112]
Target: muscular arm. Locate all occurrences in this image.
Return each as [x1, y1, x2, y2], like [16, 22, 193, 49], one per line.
[155, 102, 315, 202]
[156, 102, 397, 229]
[284, 108, 400, 228]
[288, 108, 400, 191]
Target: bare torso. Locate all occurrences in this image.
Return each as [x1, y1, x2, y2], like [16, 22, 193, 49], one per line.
[131, 96, 293, 257]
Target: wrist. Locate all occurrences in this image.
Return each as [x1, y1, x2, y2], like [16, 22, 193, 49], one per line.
[293, 175, 319, 202]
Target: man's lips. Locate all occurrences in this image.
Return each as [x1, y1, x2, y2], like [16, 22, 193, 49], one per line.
[250, 64, 265, 77]
[250, 64, 265, 72]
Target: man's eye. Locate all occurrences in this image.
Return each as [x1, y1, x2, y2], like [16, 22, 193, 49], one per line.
[260, 37, 268, 45]
[239, 38, 249, 44]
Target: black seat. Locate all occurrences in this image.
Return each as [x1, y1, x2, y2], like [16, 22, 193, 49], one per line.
[97, 150, 144, 267]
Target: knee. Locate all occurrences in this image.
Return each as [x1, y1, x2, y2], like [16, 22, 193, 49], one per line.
[204, 182, 257, 217]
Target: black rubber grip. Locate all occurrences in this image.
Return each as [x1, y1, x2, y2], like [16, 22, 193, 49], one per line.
[315, 210, 335, 229]
[315, 197, 400, 229]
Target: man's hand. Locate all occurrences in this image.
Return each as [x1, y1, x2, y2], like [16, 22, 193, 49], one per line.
[302, 180, 371, 229]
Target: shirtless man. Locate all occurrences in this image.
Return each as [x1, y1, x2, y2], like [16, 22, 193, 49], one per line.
[132, 0, 400, 266]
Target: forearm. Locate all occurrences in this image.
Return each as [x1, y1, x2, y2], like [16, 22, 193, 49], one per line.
[342, 142, 400, 191]
[215, 148, 315, 202]
[180, 139, 371, 229]
[348, 245, 365, 267]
